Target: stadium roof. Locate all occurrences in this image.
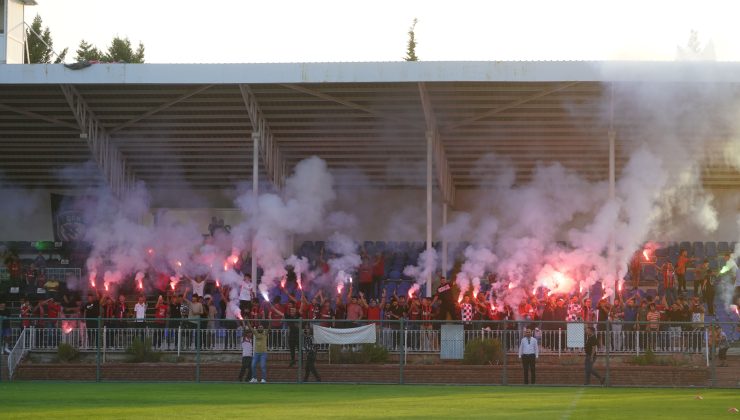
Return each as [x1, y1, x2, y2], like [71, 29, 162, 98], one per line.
[1, 61, 739, 203]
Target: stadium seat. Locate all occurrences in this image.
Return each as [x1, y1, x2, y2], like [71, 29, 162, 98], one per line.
[363, 241, 375, 254]
[704, 242, 717, 258]
[655, 247, 668, 258]
[717, 241, 730, 254]
[679, 241, 691, 252]
[375, 241, 386, 253]
[642, 264, 657, 280]
[692, 242, 704, 259]
[667, 243, 679, 258]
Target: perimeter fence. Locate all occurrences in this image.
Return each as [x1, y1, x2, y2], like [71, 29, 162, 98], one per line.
[2, 317, 737, 388]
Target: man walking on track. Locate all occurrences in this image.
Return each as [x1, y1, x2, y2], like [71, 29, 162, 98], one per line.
[584, 326, 605, 386]
[518, 328, 538, 384]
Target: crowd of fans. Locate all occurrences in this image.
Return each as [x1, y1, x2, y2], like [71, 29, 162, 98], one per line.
[1, 241, 738, 359]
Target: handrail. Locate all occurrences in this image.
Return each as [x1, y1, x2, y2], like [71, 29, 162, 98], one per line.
[7, 327, 28, 380]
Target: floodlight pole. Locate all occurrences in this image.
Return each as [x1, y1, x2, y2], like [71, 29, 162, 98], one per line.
[252, 132, 259, 293]
[426, 129, 434, 297]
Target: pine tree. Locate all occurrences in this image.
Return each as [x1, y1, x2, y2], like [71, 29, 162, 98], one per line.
[25, 14, 67, 63]
[74, 39, 103, 62]
[103, 36, 145, 63]
[404, 18, 419, 62]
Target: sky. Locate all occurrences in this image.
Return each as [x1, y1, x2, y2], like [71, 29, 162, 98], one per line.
[25, 0, 740, 63]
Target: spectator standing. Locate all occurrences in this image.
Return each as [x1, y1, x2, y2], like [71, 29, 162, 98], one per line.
[372, 253, 385, 298]
[694, 259, 710, 299]
[434, 276, 456, 321]
[239, 274, 253, 312]
[134, 295, 147, 325]
[420, 297, 435, 351]
[248, 323, 268, 383]
[153, 296, 168, 349]
[83, 293, 101, 349]
[205, 295, 218, 349]
[518, 328, 538, 384]
[675, 249, 696, 294]
[609, 298, 625, 352]
[238, 330, 254, 382]
[584, 326, 605, 386]
[302, 325, 321, 382]
[134, 295, 148, 342]
[271, 302, 301, 367]
[1, 301, 11, 354]
[346, 293, 364, 327]
[645, 303, 661, 351]
[657, 261, 678, 305]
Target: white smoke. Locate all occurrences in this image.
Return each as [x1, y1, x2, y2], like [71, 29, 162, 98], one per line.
[233, 156, 336, 297]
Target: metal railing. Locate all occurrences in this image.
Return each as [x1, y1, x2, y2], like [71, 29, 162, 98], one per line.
[7, 319, 724, 356]
[7, 328, 29, 380]
[44, 268, 81, 282]
[2, 317, 736, 387]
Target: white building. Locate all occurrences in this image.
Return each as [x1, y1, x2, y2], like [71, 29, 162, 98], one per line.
[0, 0, 35, 64]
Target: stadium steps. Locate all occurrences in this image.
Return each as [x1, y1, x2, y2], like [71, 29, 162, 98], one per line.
[1, 355, 7, 381]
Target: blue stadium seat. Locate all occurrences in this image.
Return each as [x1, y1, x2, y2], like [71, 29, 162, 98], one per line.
[642, 264, 657, 280]
[692, 242, 704, 259]
[655, 247, 668, 258]
[363, 241, 375, 254]
[375, 241, 386, 253]
[667, 243, 680, 258]
[679, 241, 691, 252]
[717, 241, 730, 254]
[704, 242, 717, 257]
[685, 270, 695, 282]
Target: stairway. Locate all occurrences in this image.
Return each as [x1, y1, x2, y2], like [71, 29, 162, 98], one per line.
[1, 354, 8, 381]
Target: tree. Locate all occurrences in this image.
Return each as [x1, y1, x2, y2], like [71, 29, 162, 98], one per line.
[404, 18, 419, 62]
[25, 14, 67, 63]
[676, 30, 715, 61]
[103, 36, 145, 63]
[74, 39, 102, 62]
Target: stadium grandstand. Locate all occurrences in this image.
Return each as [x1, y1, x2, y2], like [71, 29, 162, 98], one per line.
[1, 33, 739, 385]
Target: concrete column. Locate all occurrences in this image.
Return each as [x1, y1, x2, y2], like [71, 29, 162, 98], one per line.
[252, 132, 259, 292]
[426, 129, 434, 297]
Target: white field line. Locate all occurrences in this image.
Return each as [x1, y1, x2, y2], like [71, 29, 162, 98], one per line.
[560, 388, 585, 420]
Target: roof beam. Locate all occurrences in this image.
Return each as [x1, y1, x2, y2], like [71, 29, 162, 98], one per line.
[281, 83, 416, 126]
[60, 85, 135, 197]
[239, 84, 286, 188]
[419, 82, 455, 205]
[442, 82, 579, 132]
[0, 103, 79, 130]
[108, 85, 214, 133]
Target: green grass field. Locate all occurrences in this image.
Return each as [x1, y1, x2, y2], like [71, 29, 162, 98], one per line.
[0, 383, 737, 419]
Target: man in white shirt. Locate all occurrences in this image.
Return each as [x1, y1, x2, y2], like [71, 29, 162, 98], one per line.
[239, 274, 254, 313]
[134, 295, 148, 342]
[134, 295, 147, 323]
[518, 328, 539, 384]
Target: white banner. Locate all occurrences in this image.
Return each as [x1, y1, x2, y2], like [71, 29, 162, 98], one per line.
[313, 324, 377, 345]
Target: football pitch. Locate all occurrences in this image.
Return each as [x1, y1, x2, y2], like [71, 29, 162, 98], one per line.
[0, 382, 736, 419]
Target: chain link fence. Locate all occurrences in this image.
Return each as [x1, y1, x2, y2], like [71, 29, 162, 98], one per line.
[2, 317, 738, 387]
